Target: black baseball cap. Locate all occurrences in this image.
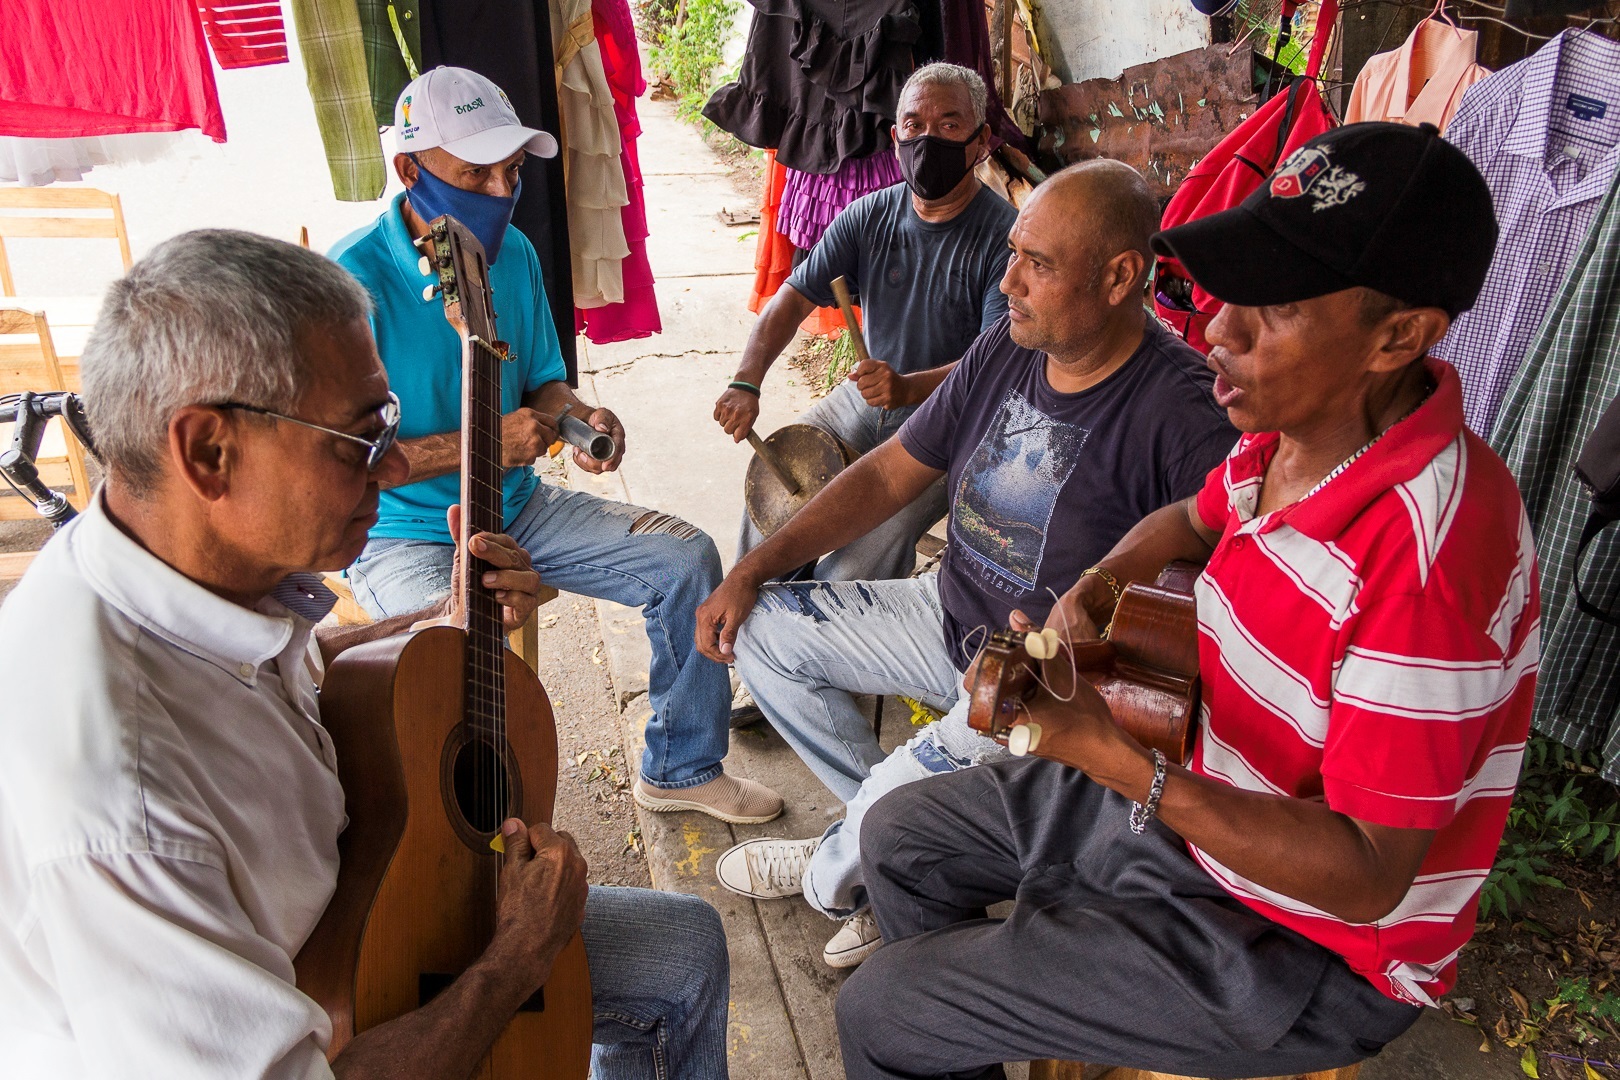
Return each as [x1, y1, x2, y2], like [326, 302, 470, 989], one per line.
[1151, 121, 1498, 317]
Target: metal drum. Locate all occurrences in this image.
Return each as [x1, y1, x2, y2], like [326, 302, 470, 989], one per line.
[744, 423, 856, 538]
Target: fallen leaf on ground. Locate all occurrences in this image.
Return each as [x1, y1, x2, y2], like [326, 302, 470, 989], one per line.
[1521, 1046, 1539, 1077]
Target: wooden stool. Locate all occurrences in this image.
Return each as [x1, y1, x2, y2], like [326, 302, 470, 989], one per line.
[1028, 1062, 1360, 1080]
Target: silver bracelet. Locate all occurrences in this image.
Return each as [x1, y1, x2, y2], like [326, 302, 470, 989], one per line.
[1129, 750, 1168, 835]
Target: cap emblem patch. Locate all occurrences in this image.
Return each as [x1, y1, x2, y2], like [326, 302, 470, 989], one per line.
[1270, 146, 1365, 212]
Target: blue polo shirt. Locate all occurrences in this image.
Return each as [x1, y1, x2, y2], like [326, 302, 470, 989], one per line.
[330, 194, 566, 543]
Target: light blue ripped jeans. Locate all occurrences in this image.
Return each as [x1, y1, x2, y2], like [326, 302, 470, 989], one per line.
[347, 481, 732, 789]
[730, 575, 1008, 919]
[736, 380, 949, 582]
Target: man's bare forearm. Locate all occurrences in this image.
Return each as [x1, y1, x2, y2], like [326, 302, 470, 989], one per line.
[901, 361, 957, 406]
[390, 432, 461, 488]
[732, 440, 942, 585]
[316, 609, 429, 667]
[1066, 499, 1217, 624]
[330, 941, 538, 1079]
[736, 286, 815, 384]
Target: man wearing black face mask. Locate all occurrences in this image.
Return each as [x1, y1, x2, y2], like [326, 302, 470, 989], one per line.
[715, 62, 1019, 584]
[333, 67, 785, 827]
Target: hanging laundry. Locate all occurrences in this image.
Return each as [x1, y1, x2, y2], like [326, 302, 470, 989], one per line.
[940, 0, 1035, 155]
[287, 0, 387, 201]
[1435, 29, 1620, 436]
[1491, 167, 1620, 784]
[552, 0, 631, 309]
[1343, 15, 1489, 131]
[198, 1, 290, 69]
[750, 150, 797, 314]
[0, 133, 183, 187]
[704, 0, 924, 175]
[0, 0, 226, 142]
[417, 0, 577, 381]
[357, 0, 421, 128]
[779, 153, 904, 251]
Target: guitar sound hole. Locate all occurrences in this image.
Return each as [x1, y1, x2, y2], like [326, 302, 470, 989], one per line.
[451, 735, 512, 837]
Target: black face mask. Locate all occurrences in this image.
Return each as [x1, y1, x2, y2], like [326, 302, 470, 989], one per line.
[895, 124, 985, 201]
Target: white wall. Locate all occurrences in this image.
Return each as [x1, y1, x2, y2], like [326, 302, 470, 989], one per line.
[1036, 0, 1211, 84]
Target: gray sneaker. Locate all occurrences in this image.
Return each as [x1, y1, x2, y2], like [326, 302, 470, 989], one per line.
[823, 910, 882, 968]
[715, 836, 820, 899]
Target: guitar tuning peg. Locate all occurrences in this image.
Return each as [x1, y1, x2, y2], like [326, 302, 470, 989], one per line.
[1008, 722, 1042, 757]
[418, 255, 432, 276]
[422, 283, 441, 302]
[411, 234, 430, 252]
[1024, 627, 1060, 661]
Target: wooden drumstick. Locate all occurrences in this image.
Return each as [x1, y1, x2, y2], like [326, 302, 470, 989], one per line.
[829, 276, 870, 365]
[746, 430, 801, 495]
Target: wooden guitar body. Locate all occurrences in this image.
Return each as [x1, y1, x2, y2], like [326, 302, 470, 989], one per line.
[295, 626, 593, 1074]
[967, 564, 1203, 763]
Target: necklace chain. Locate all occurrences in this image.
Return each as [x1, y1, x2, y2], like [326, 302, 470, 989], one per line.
[1301, 385, 1433, 502]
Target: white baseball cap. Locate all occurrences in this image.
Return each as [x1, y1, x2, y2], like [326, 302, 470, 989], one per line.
[394, 66, 559, 164]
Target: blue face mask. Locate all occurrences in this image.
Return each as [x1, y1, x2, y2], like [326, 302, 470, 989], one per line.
[405, 154, 521, 264]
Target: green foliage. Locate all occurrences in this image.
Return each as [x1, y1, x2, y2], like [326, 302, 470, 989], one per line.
[1547, 976, 1620, 1044]
[1479, 737, 1620, 921]
[822, 330, 859, 390]
[1230, 0, 1313, 77]
[646, 0, 740, 127]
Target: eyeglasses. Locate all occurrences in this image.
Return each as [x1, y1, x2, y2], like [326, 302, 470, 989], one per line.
[216, 392, 402, 472]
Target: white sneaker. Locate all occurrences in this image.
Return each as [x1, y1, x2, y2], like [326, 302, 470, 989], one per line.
[715, 836, 820, 899]
[823, 910, 882, 969]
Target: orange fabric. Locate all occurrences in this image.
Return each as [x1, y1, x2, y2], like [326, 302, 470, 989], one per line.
[747, 148, 857, 338]
[748, 150, 795, 313]
[1344, 20, 1490, 133]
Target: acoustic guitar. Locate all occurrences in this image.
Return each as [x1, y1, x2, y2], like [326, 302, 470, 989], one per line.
[965, 563, 1203, 763]
[295, 216, 593, 1074]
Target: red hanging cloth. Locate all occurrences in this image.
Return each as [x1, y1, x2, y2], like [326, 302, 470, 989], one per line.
[197, 2, 289, 69]
[0, 0, 227, 142]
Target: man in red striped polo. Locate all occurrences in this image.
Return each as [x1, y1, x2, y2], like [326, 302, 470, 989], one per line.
[835, 121, 1538, 1079]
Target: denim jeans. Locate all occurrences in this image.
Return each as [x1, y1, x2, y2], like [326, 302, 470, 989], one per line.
[736, 380, 949, 581]
[347, 482, 732, 789]
[729, 575, 1007, 918]
[585, 886, 730, 1080]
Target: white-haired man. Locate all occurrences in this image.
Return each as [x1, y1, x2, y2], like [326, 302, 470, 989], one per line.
[0, 230, 730, 1078]
[714, 62, 1019, 583]
[332, 66, 782, 825]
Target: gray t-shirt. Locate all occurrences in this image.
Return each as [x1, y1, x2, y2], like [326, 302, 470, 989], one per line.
[787, 182, 1017, 375]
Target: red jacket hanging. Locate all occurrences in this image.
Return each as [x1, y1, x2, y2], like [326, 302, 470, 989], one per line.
[0, 0, 227, 141]
[197, 2, 289, 69]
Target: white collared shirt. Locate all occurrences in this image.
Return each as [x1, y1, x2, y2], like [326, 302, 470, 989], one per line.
[0, 498, 345, 1079]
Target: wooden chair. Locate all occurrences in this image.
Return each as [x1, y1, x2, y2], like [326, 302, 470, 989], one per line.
[1028, 1062, 1360, 1080]
[321, 573, 552, 672]
[0, 187, 133, 296]
[0, 307, 91, 520]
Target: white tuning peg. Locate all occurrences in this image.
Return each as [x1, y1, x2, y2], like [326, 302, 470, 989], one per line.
[418, 255, 431, 275]
[1024, 627, 1060, 661]
[1008, 722, 1042, 757]
[422, 283, 440, 302]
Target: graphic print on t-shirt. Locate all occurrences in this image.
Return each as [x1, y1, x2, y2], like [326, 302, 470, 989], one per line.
[951, 390, 1089, 593]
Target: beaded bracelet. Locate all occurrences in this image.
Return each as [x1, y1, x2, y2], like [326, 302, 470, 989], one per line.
[1129, 749, 1168, 835]
[728, 380, 762, 396]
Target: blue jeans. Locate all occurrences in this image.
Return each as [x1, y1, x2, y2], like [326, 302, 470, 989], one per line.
[736, 381, 949, 581]
[585, 886, 730, 1080]
[348, 482, 732, 789]
[730, 575, 1007, 918]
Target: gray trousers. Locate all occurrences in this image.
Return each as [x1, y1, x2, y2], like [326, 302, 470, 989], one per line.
[736, 380, 948, 581]
[837, 758, 1422, 1080]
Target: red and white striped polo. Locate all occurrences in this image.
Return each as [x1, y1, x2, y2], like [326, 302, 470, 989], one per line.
[1188, 359, 1538, 1007]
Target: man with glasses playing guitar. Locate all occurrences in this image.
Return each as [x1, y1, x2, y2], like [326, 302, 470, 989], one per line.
[0, 229, 729, 1079]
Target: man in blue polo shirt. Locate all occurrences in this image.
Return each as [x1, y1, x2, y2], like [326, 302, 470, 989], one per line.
[334, 67, 782, 824]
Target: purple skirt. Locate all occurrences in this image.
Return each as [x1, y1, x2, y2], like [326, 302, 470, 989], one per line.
[779, 152, 905, 250]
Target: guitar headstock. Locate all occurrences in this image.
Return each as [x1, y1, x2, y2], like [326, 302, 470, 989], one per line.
[418, 216, 505, 357]
[965, 630, 1040, 743]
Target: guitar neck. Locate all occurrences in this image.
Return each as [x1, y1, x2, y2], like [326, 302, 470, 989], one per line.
[460, 331, 507, 732]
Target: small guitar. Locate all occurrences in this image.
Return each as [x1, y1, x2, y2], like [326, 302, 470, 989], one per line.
[965, 563, 1203, 763]
[295, 216, 593, 1075]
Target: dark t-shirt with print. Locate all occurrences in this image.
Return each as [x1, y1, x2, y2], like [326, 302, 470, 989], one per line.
[899, 316, 1238, 670]
[787, 182, 1017, 376]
